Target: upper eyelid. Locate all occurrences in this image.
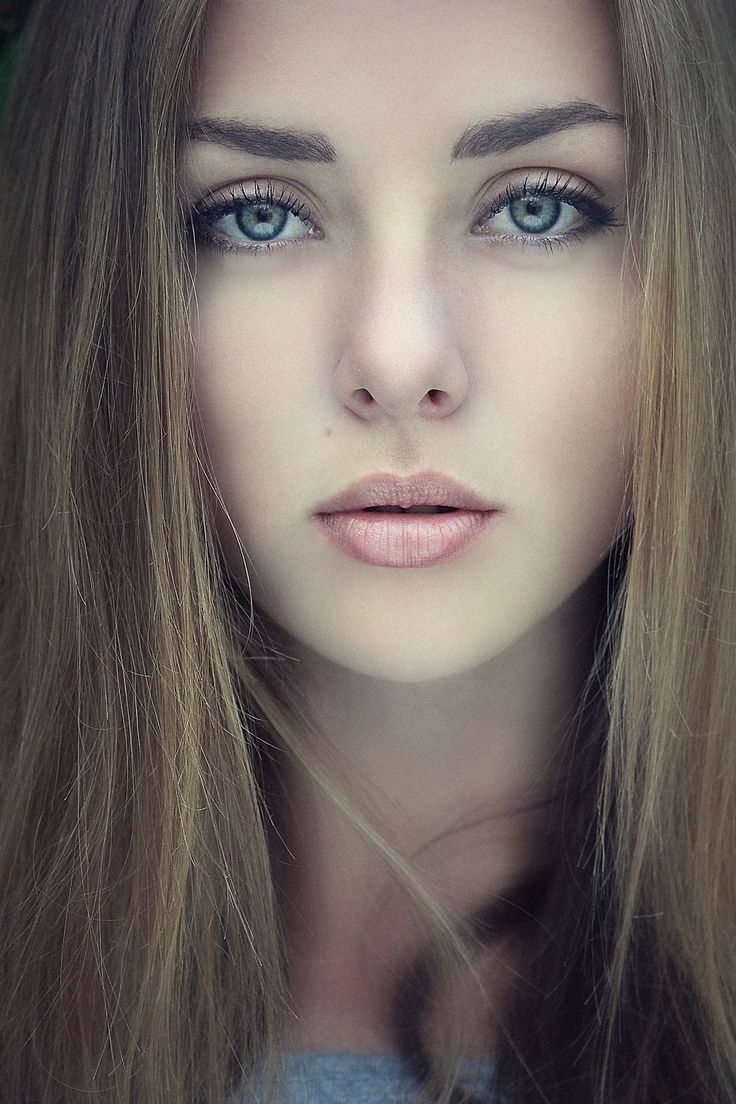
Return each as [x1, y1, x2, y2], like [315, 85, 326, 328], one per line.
[194, 180, 310, 212]
[190, 169, 607, 219]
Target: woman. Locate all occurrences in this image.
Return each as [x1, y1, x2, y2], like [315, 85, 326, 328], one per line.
[0, 0, 734, 1101]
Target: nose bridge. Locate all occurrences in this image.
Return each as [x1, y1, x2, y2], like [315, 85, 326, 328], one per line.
[351, 268, 444, 382]
[346, 188, 447, 350]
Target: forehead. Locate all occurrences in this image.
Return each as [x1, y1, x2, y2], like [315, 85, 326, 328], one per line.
[195, 0, 623, 167]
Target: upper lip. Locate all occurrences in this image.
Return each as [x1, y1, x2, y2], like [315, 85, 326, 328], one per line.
[314, 470, 500, 513]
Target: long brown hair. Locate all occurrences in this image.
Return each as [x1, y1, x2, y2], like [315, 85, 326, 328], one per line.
[0, 0, 734, 1101]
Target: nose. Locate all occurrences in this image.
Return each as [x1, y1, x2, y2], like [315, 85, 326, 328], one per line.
[333, 243, 470, 423]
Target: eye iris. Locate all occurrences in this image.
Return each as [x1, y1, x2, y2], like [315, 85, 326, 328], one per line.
[509, 195, 560, 234]
[235, 202, 289, 242]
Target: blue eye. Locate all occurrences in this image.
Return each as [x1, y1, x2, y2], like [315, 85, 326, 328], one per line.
[189, 180, 316, 258]
[476, 170, 623, 255]
[187, 170, 622, 259]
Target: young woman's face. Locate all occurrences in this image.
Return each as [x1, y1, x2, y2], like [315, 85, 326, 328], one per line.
[184, 0, 638, 683]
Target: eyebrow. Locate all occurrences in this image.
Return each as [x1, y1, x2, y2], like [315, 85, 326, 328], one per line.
[184, 101, 624, 164]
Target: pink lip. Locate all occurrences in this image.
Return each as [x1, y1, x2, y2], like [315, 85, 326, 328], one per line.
[314, 509, 498, 568]
[312, 470, 501, 568]
[313, 470, 499, 513]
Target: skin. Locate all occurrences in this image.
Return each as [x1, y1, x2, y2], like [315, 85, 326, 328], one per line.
[182, 0, 639, 1055]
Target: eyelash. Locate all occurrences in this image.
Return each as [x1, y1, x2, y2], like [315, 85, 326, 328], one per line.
[187, 171, 623, 260]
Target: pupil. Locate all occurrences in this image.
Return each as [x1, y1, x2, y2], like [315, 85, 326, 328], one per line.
[236, 202, 289, 242]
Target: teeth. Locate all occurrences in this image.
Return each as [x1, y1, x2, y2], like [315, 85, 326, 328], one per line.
[364, 505, 456, 513]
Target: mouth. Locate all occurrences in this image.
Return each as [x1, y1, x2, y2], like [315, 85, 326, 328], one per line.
[360, 505, 458, 514]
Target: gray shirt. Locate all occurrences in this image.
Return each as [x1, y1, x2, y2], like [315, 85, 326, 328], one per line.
[230, 1050, 501, 1103]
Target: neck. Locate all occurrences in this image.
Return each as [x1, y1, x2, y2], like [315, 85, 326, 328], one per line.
[254, 567, 607, 1054]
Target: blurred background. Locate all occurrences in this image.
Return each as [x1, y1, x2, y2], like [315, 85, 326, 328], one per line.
[0, 0, 32, 123]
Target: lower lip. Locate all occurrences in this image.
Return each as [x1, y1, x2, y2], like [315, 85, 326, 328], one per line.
[313, 509, 498, 568]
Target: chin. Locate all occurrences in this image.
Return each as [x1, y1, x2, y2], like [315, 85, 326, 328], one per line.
[286, 620, 522, 686]
[333, 654, 471, 686]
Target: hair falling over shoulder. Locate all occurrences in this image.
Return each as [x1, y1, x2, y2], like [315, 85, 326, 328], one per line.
[0, 0, 734, 1101]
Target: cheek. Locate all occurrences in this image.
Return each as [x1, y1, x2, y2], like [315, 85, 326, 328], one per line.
[526, 327, 634, 480]
[501, 250, 636, 427]
[478, 258, 638, 541]
[531, 364, 634, 549]
[192, 258, 320, 426]
[192, 272, 282, 476]
[191, 271, 316, 575]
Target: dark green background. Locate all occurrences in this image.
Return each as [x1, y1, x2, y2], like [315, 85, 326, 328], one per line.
[0, 34, 21, 122]
[1, 0, 32, 125]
